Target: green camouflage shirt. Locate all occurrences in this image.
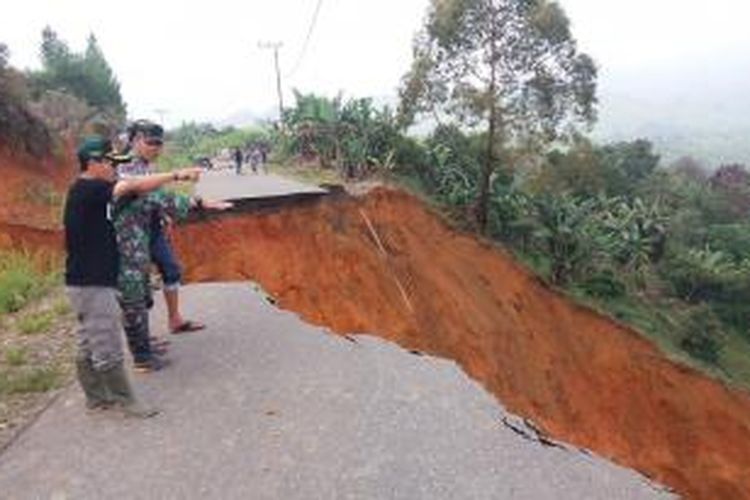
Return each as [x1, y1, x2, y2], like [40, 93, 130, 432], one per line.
[112, 189, 191, 302]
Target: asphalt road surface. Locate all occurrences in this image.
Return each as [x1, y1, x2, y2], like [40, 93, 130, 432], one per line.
[0, 283, 673, 499]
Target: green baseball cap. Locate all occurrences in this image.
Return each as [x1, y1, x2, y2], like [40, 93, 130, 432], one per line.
[77, 135, 132, 165]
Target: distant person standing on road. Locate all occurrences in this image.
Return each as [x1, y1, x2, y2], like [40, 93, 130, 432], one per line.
[64, 136, 204, 416]
[233, 147, 243, 175]
[249, 147, 261, 174]
[260, 145, 268, 173]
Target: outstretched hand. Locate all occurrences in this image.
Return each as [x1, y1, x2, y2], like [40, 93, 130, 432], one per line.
[175, 167, 203, 182]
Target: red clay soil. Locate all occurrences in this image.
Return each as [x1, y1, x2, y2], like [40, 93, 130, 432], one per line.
[0, 143, 75, 229]
[174, 188, 750, 500]
[0, 222, 63, 255]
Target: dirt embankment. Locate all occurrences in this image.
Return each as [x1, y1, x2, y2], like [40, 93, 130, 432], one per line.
[173, 189, 750, 500]
[0, 143, 75, 229]
[0, 222, 62, 252]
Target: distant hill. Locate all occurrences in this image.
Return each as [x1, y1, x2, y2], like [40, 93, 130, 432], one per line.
[593, 55, 750, 168]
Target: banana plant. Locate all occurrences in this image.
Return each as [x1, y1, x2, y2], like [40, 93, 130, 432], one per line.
[533, 193, 599, 285]
[595, 196, 667, 286]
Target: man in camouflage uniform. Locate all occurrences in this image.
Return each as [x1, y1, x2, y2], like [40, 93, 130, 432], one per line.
[114, 123, 231, 372]
[112, 188, 192, 372]
[121, 120, 209, 336]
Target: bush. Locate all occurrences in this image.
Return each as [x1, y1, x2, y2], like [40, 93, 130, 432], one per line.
[579, 270, 626, 299]
[680, 308, 725, 365]
[0, 251, 52, 314]
[659, 248, 740, 303]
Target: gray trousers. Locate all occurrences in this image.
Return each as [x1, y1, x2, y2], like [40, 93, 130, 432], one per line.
[66, 286, 124, 371]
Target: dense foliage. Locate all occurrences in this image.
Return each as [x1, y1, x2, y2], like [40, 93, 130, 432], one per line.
[278, 91, 400, 178]
[27, 28, 125, 132]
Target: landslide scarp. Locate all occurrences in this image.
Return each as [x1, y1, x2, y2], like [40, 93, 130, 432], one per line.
[174, 188, 750, 499]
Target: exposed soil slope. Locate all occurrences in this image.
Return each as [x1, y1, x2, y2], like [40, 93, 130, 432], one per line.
[173, 189, 750, 500]
[0, 222, 62, 253]
[0, 144, 74, 229]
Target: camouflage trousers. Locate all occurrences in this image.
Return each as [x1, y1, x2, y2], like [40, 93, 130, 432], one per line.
[119, 297, 153, 364]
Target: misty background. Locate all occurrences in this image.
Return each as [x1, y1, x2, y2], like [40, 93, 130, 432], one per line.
[2, 0, 749, 166]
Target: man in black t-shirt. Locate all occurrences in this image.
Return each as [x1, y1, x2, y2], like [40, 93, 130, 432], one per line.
[64, 136, 202, 418]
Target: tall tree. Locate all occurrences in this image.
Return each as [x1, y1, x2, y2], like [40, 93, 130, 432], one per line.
[399, 0, 597, 232]
[82, 34, 125, 114]
[40, 26, 70, 71]
[30, 27, 126, 126]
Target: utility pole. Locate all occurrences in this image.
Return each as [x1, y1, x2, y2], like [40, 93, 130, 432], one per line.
[258, 41, 284, 125]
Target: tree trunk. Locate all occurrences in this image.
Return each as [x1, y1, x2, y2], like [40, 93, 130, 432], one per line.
[475, 112, 494, 234]
[475, 73, 497, 235]
[475, 16, 499, 235]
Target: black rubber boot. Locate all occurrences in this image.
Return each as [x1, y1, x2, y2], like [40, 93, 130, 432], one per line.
[100, 363, 159, 418]
[75, 356, 111, 410]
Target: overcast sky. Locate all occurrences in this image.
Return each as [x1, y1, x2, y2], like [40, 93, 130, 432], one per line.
[2, 0, 749, 127]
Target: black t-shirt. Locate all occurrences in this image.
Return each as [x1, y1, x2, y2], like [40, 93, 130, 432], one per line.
[63, 178, 119, 287]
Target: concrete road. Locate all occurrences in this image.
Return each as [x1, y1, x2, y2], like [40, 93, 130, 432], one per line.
[196, 170, 327, 202]
[0, 284, 672, 499]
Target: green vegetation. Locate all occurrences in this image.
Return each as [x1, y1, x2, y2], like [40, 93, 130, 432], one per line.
[18, 310, 56, 335]
[27, 28, 126, 131]
[4, 347, 27, 367]
[0, 251, 57, 315]
[279, 92, 400, 179]
[0, 367, 61, 395]
[51, 297, 72, 317]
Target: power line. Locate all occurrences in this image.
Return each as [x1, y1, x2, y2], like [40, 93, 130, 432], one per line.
[285, 0, 324, 78]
